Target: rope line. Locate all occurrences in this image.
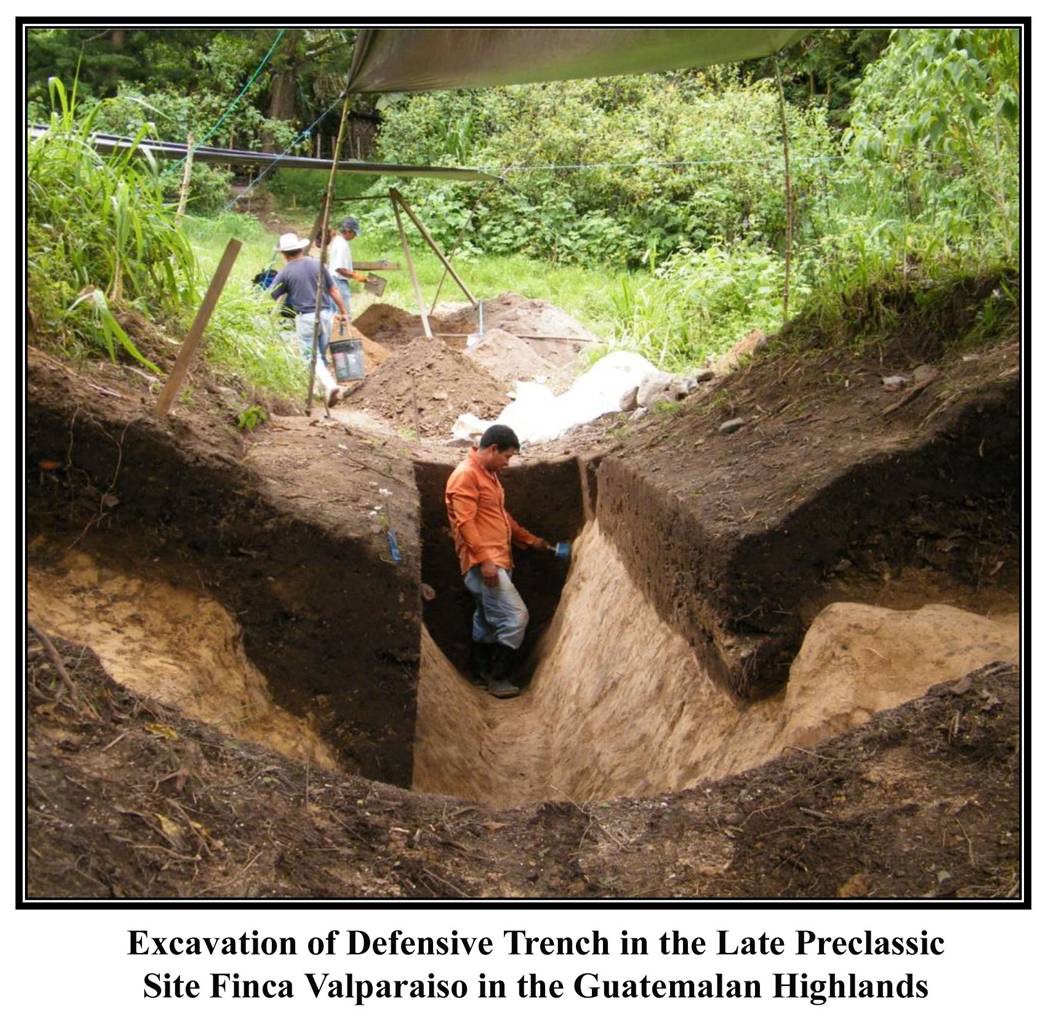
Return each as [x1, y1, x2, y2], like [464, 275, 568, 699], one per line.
[166, 29, 286, 179]
[222, 94, 345, 212]
[197, 29, 286, 149]
[495, 154, 843, 174]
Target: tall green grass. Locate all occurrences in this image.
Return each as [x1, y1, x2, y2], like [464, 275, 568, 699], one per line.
[28, 79, 198, 367]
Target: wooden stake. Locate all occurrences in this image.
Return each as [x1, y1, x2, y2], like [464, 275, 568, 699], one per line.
[154, 238, 241, 417]
[174, 132, 194, 227]
[392, 192, 433, 340]
[390, 188, 476, 306]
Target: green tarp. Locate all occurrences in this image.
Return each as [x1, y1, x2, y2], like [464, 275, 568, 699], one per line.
[347, 27, 807, 93]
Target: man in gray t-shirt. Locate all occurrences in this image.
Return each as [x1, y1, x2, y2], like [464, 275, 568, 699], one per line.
[269, 232, 350, 407]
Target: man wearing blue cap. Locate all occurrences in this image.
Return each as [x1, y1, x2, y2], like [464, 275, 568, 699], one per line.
[327, 216, 367, 314]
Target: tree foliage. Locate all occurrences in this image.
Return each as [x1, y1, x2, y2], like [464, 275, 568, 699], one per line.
[373, 69, 835, 267]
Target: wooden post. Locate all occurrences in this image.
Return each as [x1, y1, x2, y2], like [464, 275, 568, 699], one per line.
[306, 89, 354, 414]
[390, 188, 477, 306]
[154, 238, 241, 417]
[392, 191, 432, 340]
[775, 59, 794, 321]
[174, 132, 194, 227]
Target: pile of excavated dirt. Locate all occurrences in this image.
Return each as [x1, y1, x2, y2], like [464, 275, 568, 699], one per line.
[436, 292, 596, 366]
[355, 293, 593, 373]
[413, 523, 1019, 807]
[343, 334, 508, 438]
[353, 303, 421, 349]
[458, 327, 559, 387]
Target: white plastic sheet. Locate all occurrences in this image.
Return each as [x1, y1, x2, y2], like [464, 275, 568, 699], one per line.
[452, 350, 657, 445]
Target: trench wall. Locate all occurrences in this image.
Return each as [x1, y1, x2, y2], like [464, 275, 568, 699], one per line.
[596, 382, 1020, 698]
[414, 456, 585, 678]
[26, 394, 420, 786]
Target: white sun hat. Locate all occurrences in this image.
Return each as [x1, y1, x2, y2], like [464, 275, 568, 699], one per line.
[277, 232, 311, 252]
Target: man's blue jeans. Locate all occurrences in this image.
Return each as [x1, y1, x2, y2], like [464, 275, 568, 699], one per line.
[463, 565, 529, 650]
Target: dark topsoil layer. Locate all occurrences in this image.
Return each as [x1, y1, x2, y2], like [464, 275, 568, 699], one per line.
[26, 637, 1020, 900]
[584, 288, 1020, 699]
[26, 351, 422, 786]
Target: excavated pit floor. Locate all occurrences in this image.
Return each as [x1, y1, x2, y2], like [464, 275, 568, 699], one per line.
[413, 522, 1018, 807]
[29, 521, 1018, 812]
[28, 548, 338, 769]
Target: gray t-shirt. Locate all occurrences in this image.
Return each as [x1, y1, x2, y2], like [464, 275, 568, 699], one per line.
[270, 258, 334, 314]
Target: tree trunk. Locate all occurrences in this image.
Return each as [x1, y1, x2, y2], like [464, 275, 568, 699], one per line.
[263, 70, 297, 151]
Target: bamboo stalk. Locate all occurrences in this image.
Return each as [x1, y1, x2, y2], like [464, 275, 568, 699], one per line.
[306, 91, 353, 414]
[390, 188, 476, 306]
[775, 59, 794, 322]
[392, 191, 433, 339]
[174, 132, 194, 227]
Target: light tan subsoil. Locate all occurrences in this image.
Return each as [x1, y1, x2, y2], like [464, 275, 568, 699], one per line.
[29, 548, 338, 769]
[413, 523, 1018, 807]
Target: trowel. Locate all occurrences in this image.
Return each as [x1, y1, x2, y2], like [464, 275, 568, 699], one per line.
[363, 273, 387, 297]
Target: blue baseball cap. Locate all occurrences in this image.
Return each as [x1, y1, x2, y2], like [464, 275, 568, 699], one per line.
[339, 217, 360, 234]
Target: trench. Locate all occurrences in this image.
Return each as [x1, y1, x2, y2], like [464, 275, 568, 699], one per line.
[27, 402, 1019, 810]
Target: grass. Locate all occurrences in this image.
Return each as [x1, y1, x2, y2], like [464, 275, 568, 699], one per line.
[182, 212, 305, 399]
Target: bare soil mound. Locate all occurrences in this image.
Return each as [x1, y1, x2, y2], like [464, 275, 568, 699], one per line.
[352, 303, 422, 349]
[460, 327, 558, 386]
[438, 291, 596, 354]
[343, 335, 508, 438]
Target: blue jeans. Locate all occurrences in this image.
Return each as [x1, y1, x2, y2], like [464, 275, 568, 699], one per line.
[463, 566, 529, 650]
[334, 278, 352, 315]
[295, 310, 334, 360]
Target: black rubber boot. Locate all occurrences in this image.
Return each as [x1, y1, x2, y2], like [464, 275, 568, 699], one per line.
[487, 644, 520, 699]
[469, 641, 493, 687]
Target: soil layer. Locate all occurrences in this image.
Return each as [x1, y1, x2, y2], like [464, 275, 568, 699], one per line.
[27, 636, 1020, 900]
[27, 352, 422, 786]
[597, 336, 1019, 699]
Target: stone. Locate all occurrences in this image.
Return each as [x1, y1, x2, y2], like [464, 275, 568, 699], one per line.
[882, 374, 910, 391]
[637, 371, 677, 408]
[912, 364, 938, 387]
[619, 385, 639, 412]
[718, 417, 745, 434]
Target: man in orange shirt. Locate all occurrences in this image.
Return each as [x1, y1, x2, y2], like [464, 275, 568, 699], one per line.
[445, 425, 553, 698]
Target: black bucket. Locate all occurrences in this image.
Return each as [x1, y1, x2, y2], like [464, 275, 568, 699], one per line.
[330, 339, 364, 382]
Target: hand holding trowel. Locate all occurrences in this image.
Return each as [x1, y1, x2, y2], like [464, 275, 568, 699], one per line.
[348, 270, 387, 297]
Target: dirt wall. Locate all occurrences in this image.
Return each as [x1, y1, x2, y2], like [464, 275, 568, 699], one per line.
[597, 378, 1020, 699]
[413, 523, 1018, 807]
[27, 362, 421, 786]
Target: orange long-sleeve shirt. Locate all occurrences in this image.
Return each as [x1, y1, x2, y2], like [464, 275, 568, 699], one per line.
[445, 448, 541, 575]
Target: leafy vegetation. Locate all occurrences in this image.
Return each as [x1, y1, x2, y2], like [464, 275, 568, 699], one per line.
[26, 27, 1020, 387]
[27, 79, 198, 367]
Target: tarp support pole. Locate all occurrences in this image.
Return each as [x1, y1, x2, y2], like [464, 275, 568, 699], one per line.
[390, 188, 477, 307]
[307, 89, 353, 415]
[391, 190, 433, 339]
